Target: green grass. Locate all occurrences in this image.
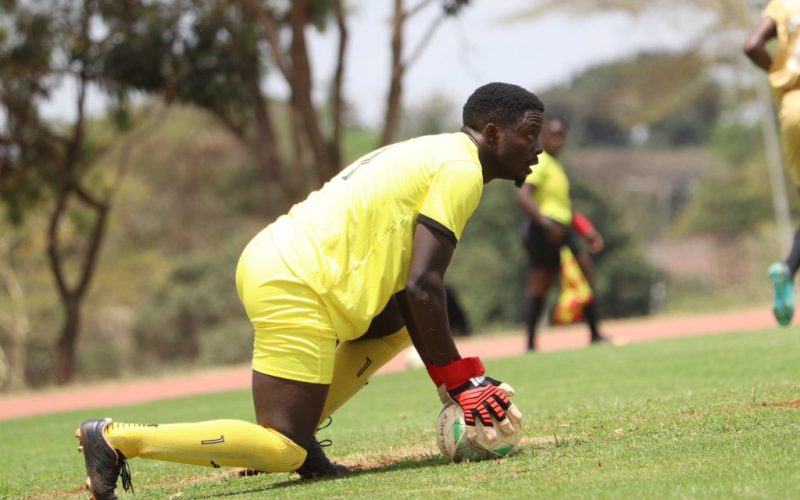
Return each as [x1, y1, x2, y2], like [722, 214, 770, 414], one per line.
[2, 328, 799, 498]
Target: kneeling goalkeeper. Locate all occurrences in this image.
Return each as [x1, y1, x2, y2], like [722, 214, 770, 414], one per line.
[75, 82, 536, 499]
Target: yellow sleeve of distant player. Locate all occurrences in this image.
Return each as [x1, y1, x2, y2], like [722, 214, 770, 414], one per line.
[763, 0, 781, 21]
[418, 161, 483, 243]
[525, 155, 550, 187]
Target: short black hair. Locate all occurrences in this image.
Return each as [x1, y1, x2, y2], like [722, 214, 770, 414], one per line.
[462, 83, 545, 130]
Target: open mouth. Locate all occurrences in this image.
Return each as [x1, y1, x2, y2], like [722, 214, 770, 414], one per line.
[523, 160, 536, 174]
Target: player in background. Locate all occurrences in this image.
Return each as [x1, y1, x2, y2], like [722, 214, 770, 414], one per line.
[74, 82, 536, 499]
[745, 0, 800, 326]
[515, 116, 607, 351]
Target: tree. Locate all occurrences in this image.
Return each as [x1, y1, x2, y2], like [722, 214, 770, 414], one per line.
[100, 0, 470, 213]
[503, 1, 752, 30]
[381, 0, 469, 145]
[505, 1, 761, 143]
[83, 0, 343, 213]
[541, 51, 723, 147]
[0, 0, 162, 383]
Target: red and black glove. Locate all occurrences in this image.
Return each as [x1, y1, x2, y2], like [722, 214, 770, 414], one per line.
[427, 357, 510, 427]
[449, 378, 511, 427]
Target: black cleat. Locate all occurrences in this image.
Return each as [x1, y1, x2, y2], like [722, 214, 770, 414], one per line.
[74, 418, 133, 500]
[295, 439, 350, 479]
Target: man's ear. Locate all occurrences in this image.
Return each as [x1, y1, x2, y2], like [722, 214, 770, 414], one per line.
[482, 123, 501, 147]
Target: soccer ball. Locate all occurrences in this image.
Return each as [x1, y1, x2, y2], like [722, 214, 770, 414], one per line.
[435, 402, 522, 462]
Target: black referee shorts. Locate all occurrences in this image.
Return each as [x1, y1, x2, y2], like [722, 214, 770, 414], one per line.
[522, 219, 580, 270]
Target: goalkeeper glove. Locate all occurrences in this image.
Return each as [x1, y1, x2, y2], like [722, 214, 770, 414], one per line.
[427, 358, 523, 437]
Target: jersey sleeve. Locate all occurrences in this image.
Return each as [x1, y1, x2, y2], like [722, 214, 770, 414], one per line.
[763, 0, 781, 21]
[418, 161, 483, 245]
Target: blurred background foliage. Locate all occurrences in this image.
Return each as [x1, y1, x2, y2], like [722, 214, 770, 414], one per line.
[0, 0, 790, 389]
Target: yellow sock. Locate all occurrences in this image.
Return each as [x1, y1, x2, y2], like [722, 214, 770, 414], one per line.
[105, 419, 306, 472]
[320, 327, 411, 422]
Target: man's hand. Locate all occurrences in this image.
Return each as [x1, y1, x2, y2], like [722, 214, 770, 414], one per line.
[448, 376, 524, 440]
[483, 376, 516, 397]
[450, 379, 510, 428]
[428, 357, 524, 440]
[437, 376, 516, 403]
[586, 231, 604, 254]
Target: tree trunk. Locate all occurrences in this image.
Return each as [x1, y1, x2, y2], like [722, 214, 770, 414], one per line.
[7, 332, 27, 390]
[5, 301, 30, 390]
[55, 295, 80, 384]
[288, 0, 336, 187]
[48, 182, 110, 385]
[329, 0, 348, 175]
[247, 72, 296, 213]
[381, 0, 405, 146]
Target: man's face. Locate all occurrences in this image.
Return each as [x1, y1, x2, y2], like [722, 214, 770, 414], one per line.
[541, 119, 568, 156]
[494, 109, 544, 184]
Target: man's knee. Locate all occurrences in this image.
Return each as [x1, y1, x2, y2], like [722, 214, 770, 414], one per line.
[252, 371, 329, 449]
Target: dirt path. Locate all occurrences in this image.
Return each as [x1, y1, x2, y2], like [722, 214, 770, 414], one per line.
[0, 306, 778, 421]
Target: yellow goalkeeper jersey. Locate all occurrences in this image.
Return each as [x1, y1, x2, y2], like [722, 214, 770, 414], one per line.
[523, 151, 572, 226]
[765, 0, 800, 94]
[267, 132, 484, 339]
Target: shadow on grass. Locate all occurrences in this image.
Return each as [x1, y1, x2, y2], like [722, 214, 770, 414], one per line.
[190, 455, 447, 498]
[189, 439, 579, 498]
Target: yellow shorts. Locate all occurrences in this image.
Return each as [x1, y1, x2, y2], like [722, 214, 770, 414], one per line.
[779, 89, 800, 188]
[235, 228, 337, 384]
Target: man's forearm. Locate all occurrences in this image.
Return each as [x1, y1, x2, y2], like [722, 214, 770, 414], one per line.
[398, 282, 460, 367]
[746, 47, 772, 71]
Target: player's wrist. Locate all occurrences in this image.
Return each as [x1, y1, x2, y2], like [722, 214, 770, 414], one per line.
[426, 364, 444, 387]
[432, 357, 485, 391]
[572, 212, 595, 237]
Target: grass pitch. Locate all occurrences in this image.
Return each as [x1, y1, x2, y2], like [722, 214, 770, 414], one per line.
[1, 328, 798, 498]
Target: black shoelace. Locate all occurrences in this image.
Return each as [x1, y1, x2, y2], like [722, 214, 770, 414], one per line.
[118, 455, 134, 493]
[316, 417, 333, 449]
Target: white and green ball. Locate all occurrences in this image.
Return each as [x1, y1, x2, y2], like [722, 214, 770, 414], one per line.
[435, 402, 521, 462]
